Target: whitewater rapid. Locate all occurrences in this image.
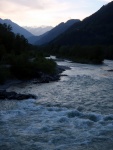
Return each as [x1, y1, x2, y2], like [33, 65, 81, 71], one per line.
[0, 59, 113, 150]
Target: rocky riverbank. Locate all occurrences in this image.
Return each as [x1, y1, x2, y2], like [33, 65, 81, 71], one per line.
[31, 65, 69, 84]
[0, 65, 69, 87]
[0, 90, 36, 100]
[0, 65, 70, 100]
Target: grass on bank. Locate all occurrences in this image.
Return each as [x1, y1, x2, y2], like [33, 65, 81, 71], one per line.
[0, 52, 56, 84]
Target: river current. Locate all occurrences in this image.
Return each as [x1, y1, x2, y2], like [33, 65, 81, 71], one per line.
[0, 59, 113, 150]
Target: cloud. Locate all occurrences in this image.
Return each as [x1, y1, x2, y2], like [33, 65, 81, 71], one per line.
[98, 0, 112, 2]
[0, 0, 68, 12]
[0, 0, 112, 26]
[0, 0, 70, 26]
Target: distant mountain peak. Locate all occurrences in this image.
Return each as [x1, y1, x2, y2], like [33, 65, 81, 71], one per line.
[35, 19, 80, 45]
[0, 18, 33, 39]
[23, 26, 53, 36]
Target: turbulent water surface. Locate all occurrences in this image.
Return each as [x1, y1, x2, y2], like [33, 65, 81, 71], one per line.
[0, 59, 113, 150]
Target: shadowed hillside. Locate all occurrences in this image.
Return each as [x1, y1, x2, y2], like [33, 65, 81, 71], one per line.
[0, 18, 33, 39]
[50, 1, 113, 46]
[35, 19, 80, 45]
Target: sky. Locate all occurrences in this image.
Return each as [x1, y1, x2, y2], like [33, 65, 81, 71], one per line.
[0, 0, 112, 27]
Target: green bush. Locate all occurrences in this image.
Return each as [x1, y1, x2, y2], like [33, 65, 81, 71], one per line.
[0, 45, 6, 61]
[10, 55, 57, 80]
[34, 57, 56, 74]
[0, 67, 11, 84]
[45, 45, 104, 64]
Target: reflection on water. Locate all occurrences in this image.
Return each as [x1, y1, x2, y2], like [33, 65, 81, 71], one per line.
[0, 60, 113, 150]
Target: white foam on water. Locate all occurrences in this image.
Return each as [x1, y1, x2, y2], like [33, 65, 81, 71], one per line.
[0, 99, 113, 149]
[1, 59, 113, 149]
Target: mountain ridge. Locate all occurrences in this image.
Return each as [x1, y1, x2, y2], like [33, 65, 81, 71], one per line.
[0, 18, 33, 39]
[35, 19, 80, 45]
[50, 1, 113, 46]
[23, 26, 53, 36]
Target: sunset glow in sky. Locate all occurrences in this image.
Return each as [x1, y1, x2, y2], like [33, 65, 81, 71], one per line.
[0, 0, 112, 27]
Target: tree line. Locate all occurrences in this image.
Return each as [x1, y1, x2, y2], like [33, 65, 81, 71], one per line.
[43, 44, 113, 64]
[0, 23, 56, 84]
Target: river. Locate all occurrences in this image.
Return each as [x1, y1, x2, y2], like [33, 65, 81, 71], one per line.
[0, 59, 113, 150]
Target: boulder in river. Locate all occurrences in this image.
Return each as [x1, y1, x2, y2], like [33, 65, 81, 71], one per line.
[0, 90, 36, 100]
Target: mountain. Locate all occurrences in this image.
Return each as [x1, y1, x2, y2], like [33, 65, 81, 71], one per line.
[28, 32, 49, 44]
[23, 26, 53, 36]
[0, 18, 33, 39]
[50, 1, 113, 46]
[35, 19, 80, 45]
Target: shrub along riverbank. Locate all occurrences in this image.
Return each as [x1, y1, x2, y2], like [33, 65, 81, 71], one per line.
[0, 51, 58, 84]
[0, 23, 57, 84]
[42, 45, 105, 64]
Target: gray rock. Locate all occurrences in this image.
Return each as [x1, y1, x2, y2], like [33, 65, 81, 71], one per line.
[0, 90, 36, 100]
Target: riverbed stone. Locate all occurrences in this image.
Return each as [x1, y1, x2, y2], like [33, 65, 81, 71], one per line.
[0, 90, 36, 100]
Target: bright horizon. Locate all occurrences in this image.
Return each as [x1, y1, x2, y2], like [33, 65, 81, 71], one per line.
[0, 0, 112, 27]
